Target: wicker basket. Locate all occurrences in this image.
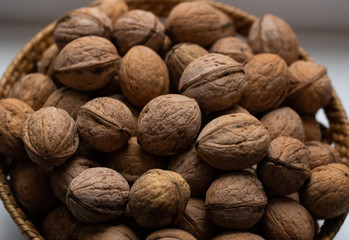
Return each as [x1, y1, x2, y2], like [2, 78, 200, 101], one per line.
[1, 0, 349, 239]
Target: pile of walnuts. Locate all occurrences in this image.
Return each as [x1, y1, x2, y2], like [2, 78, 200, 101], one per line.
[1, 0, 349, 239]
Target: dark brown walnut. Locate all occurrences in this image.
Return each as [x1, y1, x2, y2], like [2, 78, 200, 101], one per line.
[160, 35, 173, 58]
[306, 141, 340, 169]
[146, 228, 197, 240]
[78, 224, 139, 240]
[216, 9, 235, 38]
[286, 60, 332, 114]
[238, 53, 289, 113]
[257, 136, 311, 195]
[21, 107, 79, 167]
[76, 97, 134, 152]
[262, 197, 314, 240]
[300, 163, 349, 219]
[248, 14, 299, 64]
[51, 156, 101, 203]
[129, 169, 190, 229]
[212, 232, 265, 240]
[113, 9, 165, 55]
[165, 2, 222, 47]
[260, 106, 304, 141]
[91, 74, 122, 97]
[210, 37, 253, 63]
[41, 205, 84, 240]
[67, 167, 130, 223]
[205, 171, 267, 229]
[196, 113, 270, 170]
[165, 43, 208, 92]
[301, 114, 322, 142]
[38, 43, 59, 77]
[137, 94, 201, 156]
[43, 87, 90, 120]
[89, 0, 128, 23]
[176, 198, 216, 240]
[54, 7, 113, 49]
[107, 137, 167, 183]
[119, 45, 169, 107]
[9, 73, 57, 110]
[53, 36, 121, 91]
[179, 53, 246, 113]
[0, 98, 34, 158]
[10, 160, 56, 214]
[168, 145, 218, 197]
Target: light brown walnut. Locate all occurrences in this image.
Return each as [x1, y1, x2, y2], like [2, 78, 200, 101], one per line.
[78, 224, 139, 240]
[210, 37, 253, 63]
[306, 141, 340, 169]
[146, 228, 197, 240]
[38, 44, 59, 77]
[216, 9, 235, 38]
[212, 232, 265, 240]
[89, 0, 128, 23]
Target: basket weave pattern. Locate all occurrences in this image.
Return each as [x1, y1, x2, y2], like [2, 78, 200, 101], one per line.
[1, 1, 349, 239]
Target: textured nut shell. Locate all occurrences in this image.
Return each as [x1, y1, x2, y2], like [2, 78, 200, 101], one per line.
[137, 94, 201, 156]
[113, 10, 165, 55]
[210, 37, 253, 63]
[67, 167, 130, 223]
[54, 36, 120, 91]
[0, 98, 34, 158]
[306, 141, 340, 169]
[257, 136, 311, 195]
[212, 232, 264, 240]
[90, 0, 128, 23]
[248, 14, 299, 64]
[260, 107, 304, 141]
[129, 169, 190, 229]
[119, 45, 169, 107]
[179, 53, 246, 112]
[91, 74, 122, 97]
[196, 113, 270, 170]
[38, 44, 59, 77]
[262, 197, 314, 240]
[78, 224, 139, 240]
[21, 107, 79, 167]
[301, 115, 322, 142]
[76, 97, 134, 152]
[205, 171, 267, 229]
[216, 9, 235, 38]
[146, 228, 197, 240]
[300, 163, 349, 219]
[165, 2, 222, 47]
[204, 104, 249, 125]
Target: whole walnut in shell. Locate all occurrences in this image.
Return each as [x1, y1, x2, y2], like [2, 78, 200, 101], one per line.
[54, 36, 121, 91]
[89, 0, 128, 23]
[119, 45, 169, 107]
[21, 107, 79, 167]
[306, 141, 340, 169]
[205, 171, 267, 229]
[216, 9, 235, 38]
[0, 98, 34, 158]
[128, 169, 190, 229]
[78, 224, 139, 240]
[212, 232, 264, 240]
[196, 113, 270, 170]
[137, 94, 201, 156]
[146, 228, 196, 240]
[301, 114, 322, 142]
[67, 167, 130, 223]
[210, 37, 253, 63]
[179, 53, 246, 113]
[248, 14, 299, 64]
[38, 44, 59, 77]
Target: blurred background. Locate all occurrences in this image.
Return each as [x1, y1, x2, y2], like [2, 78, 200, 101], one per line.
[0, 0, 348, 239]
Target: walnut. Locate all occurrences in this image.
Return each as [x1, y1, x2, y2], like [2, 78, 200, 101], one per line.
[210, 37, 253, 63]
[301, 114, 322, 142]
[0, 98, 34, 158]
[76, 97, 134, 152]
[216, 9, 235, 38]
[119, 45, 169, 107]
[67, 167, 130, 223]
[91, 74, 122, 97]
[203, 104, 249, 124]
[159, 35, 173, 58]
[257, 136, 311, 195]
[248, 14, 299, 64]
[196, 113, 270, 170]
[205, 171, 267, 229]
[286, 60, 332, 114]
[238, 53, 289, 113]
[262, 197, 314, 240]
[306, 141, 340, 169]
[53, 36, 121, 91]
[38, 44, 59, 77]
[179, 53, 246, 113]
[54, 7, 113, 49]
[137, 94, 201, 156]
[300, 163, 349, 219]
[212, 232, 264, 240]
[21, 107, 79, 167]
[128, 169, 190, 228]
[168, 145, 218, 197]
[146, 229, 196, 240]
[113, 9, 165, 55]
[78, 224, 139, 240]
[89, 0, 128, 23]
[260, 106, 304, 141]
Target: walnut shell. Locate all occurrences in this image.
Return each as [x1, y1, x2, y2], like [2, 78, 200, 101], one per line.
[301, 114, 322, 142]
[113, 9, 165, 55]
[21, 107, 79, 167]
[67, 167, 130, 223]
[300, 163, 349, 219]
[53, 36, 121, 91]
[137, 94, 201, 156]
[78, 224, 139, 240]
[212, 232, 265, 240]
[205, 171, 267, 229]
[146, 228, 196, 240]
[196, 113, 270, 170]
[119, 45, 169, 107]
[129, 169, 190, 229]
[248, 14, 299, 64]
[216, 9, 235, 38]
[89, 0, 128, 23]
[210, 37, 253, 63]
[0, 98, 34, 158]
[91, 74, 122, 97]
[179, 53, 246, 113]
[306, 141, 340, 169]
[38, 43, 59, 77]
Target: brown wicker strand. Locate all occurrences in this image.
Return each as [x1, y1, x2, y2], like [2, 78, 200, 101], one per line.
[316, 213, 348, 240]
